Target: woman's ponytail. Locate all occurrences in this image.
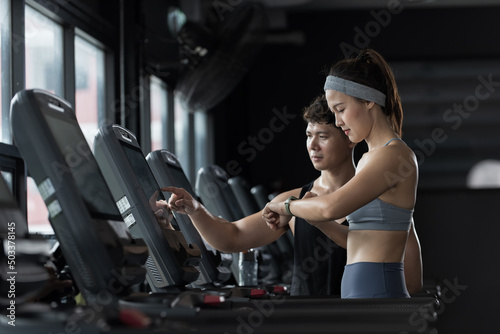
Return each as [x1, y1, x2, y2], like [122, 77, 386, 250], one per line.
[363, 49, 403, 137]
[328, 49, 403, 137]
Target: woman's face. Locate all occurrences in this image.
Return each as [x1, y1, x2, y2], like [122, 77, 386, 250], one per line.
[325, 89, 372, 144]
[306, 122, 351, 171]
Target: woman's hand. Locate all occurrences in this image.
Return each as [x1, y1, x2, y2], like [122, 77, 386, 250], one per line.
[162, 186, 199, 215]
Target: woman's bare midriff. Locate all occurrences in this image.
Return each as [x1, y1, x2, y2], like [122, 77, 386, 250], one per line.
[346, 229, 408, 264]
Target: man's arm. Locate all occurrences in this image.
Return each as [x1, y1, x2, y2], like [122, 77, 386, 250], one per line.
[163, 186, 298, 253]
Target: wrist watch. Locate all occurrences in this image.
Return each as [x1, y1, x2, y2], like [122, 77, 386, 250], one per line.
[284, 196, 298, 216]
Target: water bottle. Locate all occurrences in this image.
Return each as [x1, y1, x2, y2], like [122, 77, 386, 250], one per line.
[238, 249, 258, 286]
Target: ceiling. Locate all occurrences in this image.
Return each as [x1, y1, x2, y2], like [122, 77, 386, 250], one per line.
[258, 0, 500, 10]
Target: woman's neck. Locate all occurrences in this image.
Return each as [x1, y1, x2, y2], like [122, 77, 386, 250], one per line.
[365, 114, 399, 151]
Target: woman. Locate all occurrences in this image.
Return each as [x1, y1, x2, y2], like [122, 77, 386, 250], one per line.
[263, 49, 419, 298]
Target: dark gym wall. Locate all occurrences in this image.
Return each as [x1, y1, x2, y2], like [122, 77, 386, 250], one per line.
[414, 188, 500, 333]
[215, 5, 500, 192]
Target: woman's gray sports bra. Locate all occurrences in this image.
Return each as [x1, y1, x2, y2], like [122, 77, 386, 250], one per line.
[346, 198, 412, 231]
[347, 138, 413, 231]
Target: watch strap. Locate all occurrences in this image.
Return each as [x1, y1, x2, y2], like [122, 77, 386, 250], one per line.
[285, 196, 298, 216]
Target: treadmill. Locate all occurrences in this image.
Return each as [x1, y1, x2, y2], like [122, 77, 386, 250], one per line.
[9, 89, 151, 329]
[10, 89, 148, 307]
[8, 90, 230, 327]
[194, 165, 255, 287]
[93, 124, 201, 294]
[0, 142, 28, 218]
[146, 149, 232, 288]
[228, 175, 293, 285]
[94, 127, 265, 299]
[0, 170, 52, 308]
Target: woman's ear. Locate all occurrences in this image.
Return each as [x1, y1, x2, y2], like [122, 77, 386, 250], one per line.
[366, 101, 375, 109]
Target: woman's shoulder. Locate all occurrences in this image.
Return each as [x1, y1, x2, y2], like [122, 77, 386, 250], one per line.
[360, 140, 417, 173]
[383, 139, 417, 164]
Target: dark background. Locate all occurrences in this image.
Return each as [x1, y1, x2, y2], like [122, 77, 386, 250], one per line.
[31, 0, 500, 332]
[213, 5, 500, 192]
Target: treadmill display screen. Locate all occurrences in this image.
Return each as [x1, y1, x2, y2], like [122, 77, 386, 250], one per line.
[167, 164, 196, 198]
[44, 114, 121, 220]
[121, 142, 166, 205]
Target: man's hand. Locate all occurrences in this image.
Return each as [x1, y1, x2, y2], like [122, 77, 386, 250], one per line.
[262, 201, 292, 231]
[149, 190, 174, 230]
[162, 186, 199, 215]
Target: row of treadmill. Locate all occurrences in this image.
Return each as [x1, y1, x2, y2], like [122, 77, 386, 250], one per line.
[0, 89, 440, 333]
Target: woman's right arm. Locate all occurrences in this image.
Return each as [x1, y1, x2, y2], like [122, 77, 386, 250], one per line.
[404, 218, 423, 294]
[299, 191, 349, 249]
[308, 218, 349, 249]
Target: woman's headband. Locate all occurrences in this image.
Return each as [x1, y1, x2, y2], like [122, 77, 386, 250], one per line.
[324, 75, 386, 107]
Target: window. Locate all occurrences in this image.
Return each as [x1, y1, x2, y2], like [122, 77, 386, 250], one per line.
[75, 34, 105, 148]
[150, 75, 167, 152]
[194, 112, 214, 180]
[24, 5, 63, 96]
[26, 178, 51, 234]
[4, 2, 114, 234]
[1, 0, 11, 143]
[174, 95, 193, 180]
[0, 4, 4, 141]
[0, 14, 2, 141]
[173, 95, 214, 183]
[24, 5, 65, 234]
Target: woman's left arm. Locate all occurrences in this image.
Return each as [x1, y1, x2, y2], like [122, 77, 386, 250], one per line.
[263, 146, 416, 227]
